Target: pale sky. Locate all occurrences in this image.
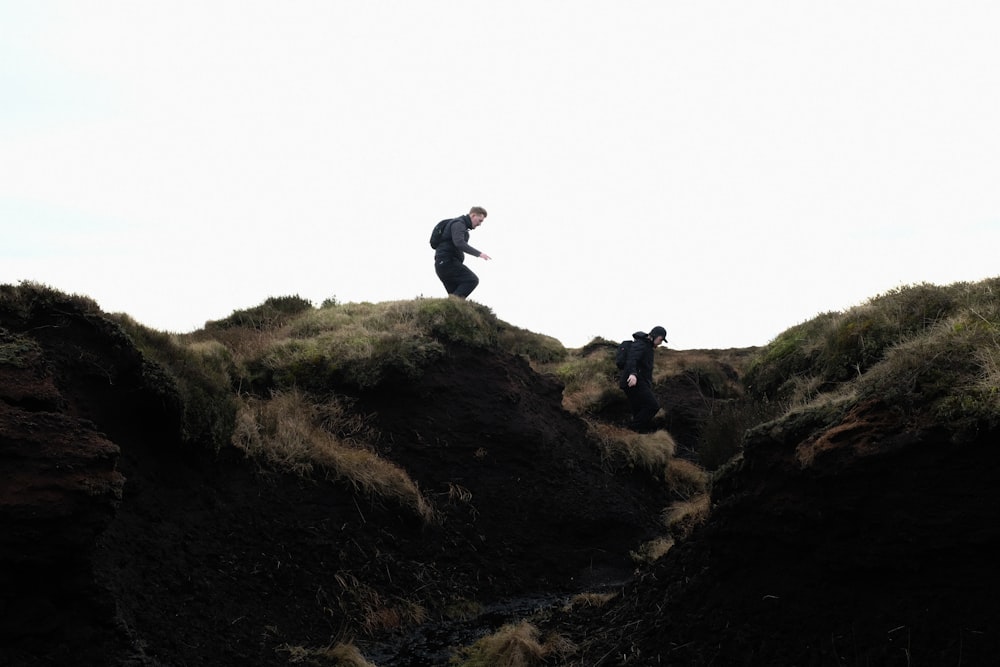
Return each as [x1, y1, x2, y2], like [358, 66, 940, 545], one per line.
[3, 1, 999, 350]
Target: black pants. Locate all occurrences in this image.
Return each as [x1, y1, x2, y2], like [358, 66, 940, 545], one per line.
[435, 258, 479, 298]
[625, 382, 659, 432]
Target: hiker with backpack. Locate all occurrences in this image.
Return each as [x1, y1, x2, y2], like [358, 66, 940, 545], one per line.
[617, 326, 668, 432]
[430, 206, 491, 299]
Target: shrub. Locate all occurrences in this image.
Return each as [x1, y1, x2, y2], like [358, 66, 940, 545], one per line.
[413, 298, 499, 347]
[744, 282, 985, 403]
[0, 329, 44, 368]
[0, 280, 102, 322]
[206, 295, 314, 331]
[113, 314, 238, 450]
[695, 396, 788, 470]
[742, 312, 838, 399]
[851, 312, 1000, 435]
[496, 325, 566, 364]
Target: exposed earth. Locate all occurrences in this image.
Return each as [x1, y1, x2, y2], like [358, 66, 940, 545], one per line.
[2, 294, 999, 666]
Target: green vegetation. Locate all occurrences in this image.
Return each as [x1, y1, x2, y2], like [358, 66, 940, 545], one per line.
[112, 314, 239, 450]
[0, 280, 103, 321]
[742, 279, 1000, 439]
[205, 294, 315, 331]
[0, 329, 43, 368]
[9, 278, 1000, 498]
[0, 284, 571, 524]
[547, 338, 622, 415]
[222, 297, 565, 393]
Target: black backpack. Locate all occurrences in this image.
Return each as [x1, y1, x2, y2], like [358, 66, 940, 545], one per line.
[429, 218, 456, 249]
[615, 339, 633, 369]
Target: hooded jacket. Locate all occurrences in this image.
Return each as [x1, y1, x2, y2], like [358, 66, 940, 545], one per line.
[434, 214, 483, 263]
[619, 331, 655, 389]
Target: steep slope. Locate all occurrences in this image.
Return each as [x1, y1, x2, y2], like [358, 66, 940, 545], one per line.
[0, 292, 671, 666]
[563, 398, 1000, 665]
[0, 294, 175, 666]
[355, 344, 670, 590]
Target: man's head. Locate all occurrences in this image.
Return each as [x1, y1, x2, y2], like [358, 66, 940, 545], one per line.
[469, 206, 487, 228]
[649, 325, 667, 346]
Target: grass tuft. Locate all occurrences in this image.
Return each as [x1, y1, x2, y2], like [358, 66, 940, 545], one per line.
[587, 421, 677, 474]
[449, 621, 575, 667]
[662, 493, 711, 539]
[630, 537, 674, 564]
[740, 279, 1000, 438]
[277, 641, 377, 666]
[231, 389, 433, 522]
[562, 591, 617, 612]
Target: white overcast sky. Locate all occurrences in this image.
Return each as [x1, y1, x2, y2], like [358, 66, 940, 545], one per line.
[3, 1, 999, 350]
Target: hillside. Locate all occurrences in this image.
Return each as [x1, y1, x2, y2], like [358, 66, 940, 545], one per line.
[0, 286, 734, 666]
[545, 281, 1000, 665]
[2, 280, 999, 666]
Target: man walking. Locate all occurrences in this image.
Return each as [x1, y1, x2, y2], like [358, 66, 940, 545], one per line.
[620, 325, 668, 432]
[434, 206, 491, 298]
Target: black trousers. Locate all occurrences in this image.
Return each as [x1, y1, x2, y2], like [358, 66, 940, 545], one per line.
[625, 382, 659, 432]
[435, 258, 479, 298]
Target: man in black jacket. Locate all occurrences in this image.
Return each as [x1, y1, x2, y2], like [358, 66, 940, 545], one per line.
[434, 206, 491, 298]
[620, 325, 667, 432]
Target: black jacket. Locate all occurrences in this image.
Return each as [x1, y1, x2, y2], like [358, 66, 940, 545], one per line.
[434, 214, 482, 263]
[619, 331, 655, 389]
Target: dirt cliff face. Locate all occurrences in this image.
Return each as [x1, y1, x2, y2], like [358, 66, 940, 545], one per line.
[0, 298, 172, 666]
[355, 345, 671, 588]
[565, 398, 1000, 665]
[0, 298, 671, 666]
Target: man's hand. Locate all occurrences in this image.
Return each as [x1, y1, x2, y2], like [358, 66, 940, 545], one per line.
[627, 374, 637, 387]
[479, 252, 492, 260]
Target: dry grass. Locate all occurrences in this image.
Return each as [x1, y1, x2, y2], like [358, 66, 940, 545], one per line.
[362, 599, 428, 634]
[189, 323, 283, 370]
[664, 457, 710, 499]
[330, 570, 428, 634]
[561, 382, 618, 416]
[537, 339, 627, 416]
[277, 641, 377, 666]
[562, 591, 617, 612]
[629, 537, 675, 565]
[974, 339, 1000, 399]
[450, 621, 576, 667]
[663, 493, 712, 539]
[587, 421, 677, 474]
[231, 389, 434, 522]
